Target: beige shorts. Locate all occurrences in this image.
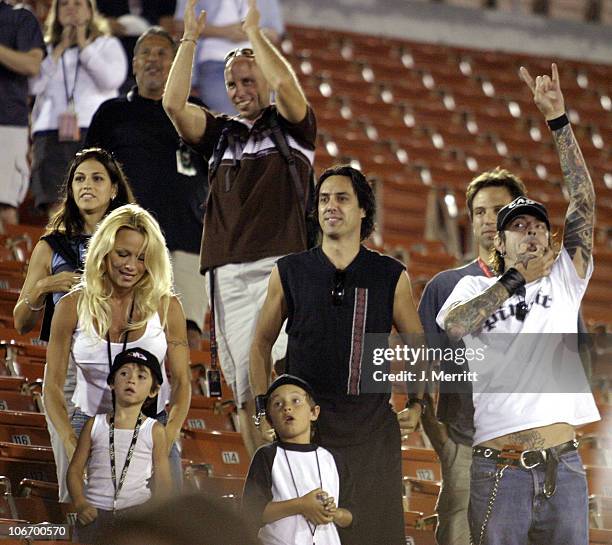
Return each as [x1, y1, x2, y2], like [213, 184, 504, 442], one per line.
[171, 250, 208, 332]
[0, 126, 29, 207]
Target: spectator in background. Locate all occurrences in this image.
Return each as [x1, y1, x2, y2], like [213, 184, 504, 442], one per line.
[96, 0, 176, 93]
[173, 0, 284, 114]
[164, 0, 315, 456]
[86, 27, 209, 349]
[29, 0, 127, 217]
[0, 0, 45, 225]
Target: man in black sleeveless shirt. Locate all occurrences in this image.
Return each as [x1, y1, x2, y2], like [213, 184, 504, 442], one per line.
[250, 165, 424, 545]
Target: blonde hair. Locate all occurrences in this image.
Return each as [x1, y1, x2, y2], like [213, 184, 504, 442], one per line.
[45, 0, 109, 47]
[77, 204, 173, 339]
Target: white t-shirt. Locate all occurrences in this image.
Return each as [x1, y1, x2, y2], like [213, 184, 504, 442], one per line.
[436, 249, 600, 445]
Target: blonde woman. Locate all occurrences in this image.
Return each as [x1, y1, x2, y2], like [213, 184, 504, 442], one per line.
[43, 204, 191, 502]
[29, 0, 127, 216]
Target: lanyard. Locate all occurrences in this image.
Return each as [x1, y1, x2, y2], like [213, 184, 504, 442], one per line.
[283, 447, 322, 543]
[106, 298, 136, 372]
[61, 50, 80, 107]
[109, 411, 144, 512]
[208, 270, 218, 370]
[477, 257, 494, 278]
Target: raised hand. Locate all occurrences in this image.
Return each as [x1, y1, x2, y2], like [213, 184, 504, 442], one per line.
[75, 23, 91, 50]
[44, 271, 81, 294]
[520, 63, 565, 121]
[183, 0, 206, 41]
[242, 0, 261, 35]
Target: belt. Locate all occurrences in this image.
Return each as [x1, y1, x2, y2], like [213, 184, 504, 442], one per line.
[472, 439, 579, 498]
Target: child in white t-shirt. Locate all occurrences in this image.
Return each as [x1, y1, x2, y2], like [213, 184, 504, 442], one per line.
[243, 375, 353, 545]
[67, 347, 171, 544]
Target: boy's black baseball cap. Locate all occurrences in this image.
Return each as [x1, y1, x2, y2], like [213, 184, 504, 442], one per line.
[107, 347, 164, 386]
[265, 374, 316, 403]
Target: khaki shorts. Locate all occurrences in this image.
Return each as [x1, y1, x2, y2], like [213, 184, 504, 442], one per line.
[171, 250, 208, 332]
[205, 255, 288, 406]
[0, 126, 29, 207]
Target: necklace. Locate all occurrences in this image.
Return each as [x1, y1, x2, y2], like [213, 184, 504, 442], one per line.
[282, 447, 323, 544]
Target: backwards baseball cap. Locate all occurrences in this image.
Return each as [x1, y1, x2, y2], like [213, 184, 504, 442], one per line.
[496, 196, 550, 232]
[107, 347, 163, 386]
[265, 374, 316, 405]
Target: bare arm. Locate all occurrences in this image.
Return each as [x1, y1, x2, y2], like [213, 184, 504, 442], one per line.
[242, 0, 307, 123]
[0, 45, 43, 76]
[14, 240, 80, 334]
[163, 296, 192, 455]
[151, 422, 172, 497]
[520, 63, 594, 279]
[66, 417, 95, 522]
[42, 293, 79, 459]
[249, 266, 287, 397]
[162, 0, 207, 144]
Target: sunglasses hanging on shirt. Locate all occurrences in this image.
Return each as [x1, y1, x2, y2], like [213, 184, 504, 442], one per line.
[515, 286, 528, 321]
[331, 270, 346, 306]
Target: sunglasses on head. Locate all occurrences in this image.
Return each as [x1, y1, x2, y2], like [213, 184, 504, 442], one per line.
[331, 270, 346, 306]
[224, 47, 255, 64]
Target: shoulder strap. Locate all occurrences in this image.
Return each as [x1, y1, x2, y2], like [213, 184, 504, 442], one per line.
[266, 111, 308, 212]
[41, 233, 84, 271]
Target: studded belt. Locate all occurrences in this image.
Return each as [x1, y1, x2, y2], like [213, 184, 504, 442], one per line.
[472, 439, 579, 497]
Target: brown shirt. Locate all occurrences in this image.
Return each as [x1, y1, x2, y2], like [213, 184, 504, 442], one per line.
[192, 105, 317, 271]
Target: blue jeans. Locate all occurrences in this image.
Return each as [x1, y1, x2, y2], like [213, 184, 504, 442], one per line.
[469, 451, 588, 545]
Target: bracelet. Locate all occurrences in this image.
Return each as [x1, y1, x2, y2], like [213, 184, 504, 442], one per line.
[406, 396, 426, 415]
[180, 38, 197, 45]
[498, 267, 526, 296]
[23, 294, 45, 312]
[547, 113, 569, 131]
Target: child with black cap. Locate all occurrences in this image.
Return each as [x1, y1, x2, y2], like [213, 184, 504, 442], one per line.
[242, 374, 353, 545]
[67, 347, 172, 544]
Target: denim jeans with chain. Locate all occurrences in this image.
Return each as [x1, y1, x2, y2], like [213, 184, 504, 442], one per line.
[468, 450, 588, 545]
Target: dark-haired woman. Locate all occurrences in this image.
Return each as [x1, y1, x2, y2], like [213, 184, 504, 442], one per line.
[14, 147, 135, 340]
[29, 0, 127, 216]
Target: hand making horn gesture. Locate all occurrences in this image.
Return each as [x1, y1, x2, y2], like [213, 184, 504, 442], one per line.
[520, 62, 566, 121]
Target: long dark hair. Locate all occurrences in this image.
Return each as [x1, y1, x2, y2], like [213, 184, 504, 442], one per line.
[46, 148, 136, 238]
[315, 164, 376, 241]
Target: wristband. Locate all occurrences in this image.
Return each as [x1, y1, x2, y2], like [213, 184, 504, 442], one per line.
[547, 113, 569, 131]
[406, 397, 426, 415]
[180, 38, 197, 45]
[498, 267, 526, 296]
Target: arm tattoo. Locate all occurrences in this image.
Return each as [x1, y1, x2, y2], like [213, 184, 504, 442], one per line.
[506, 430, 546, 450]
[444, 283, 509, 341]
[553, 124, 595, 269]
[168, 338, 189, 348]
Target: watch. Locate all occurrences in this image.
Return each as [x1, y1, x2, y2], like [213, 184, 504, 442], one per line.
[253, 394, 267, 428]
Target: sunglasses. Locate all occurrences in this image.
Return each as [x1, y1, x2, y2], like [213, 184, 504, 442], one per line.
[224, 47, 255, 64]
[331, 270, 346, 306]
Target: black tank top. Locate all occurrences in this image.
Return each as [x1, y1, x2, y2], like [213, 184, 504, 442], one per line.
[278, 245, 405, 445]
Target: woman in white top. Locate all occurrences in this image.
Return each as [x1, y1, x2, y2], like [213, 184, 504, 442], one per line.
[29, 0, 127, 216]
[43, 204, 191, 502]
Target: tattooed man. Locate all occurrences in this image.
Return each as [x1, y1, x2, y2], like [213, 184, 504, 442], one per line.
[436, 64, 600, 545]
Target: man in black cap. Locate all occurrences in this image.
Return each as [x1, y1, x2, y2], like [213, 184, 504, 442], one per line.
[436, 64, 599, 545]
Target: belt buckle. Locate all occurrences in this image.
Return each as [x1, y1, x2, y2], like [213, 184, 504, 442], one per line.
[520, 449, 545, 470]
